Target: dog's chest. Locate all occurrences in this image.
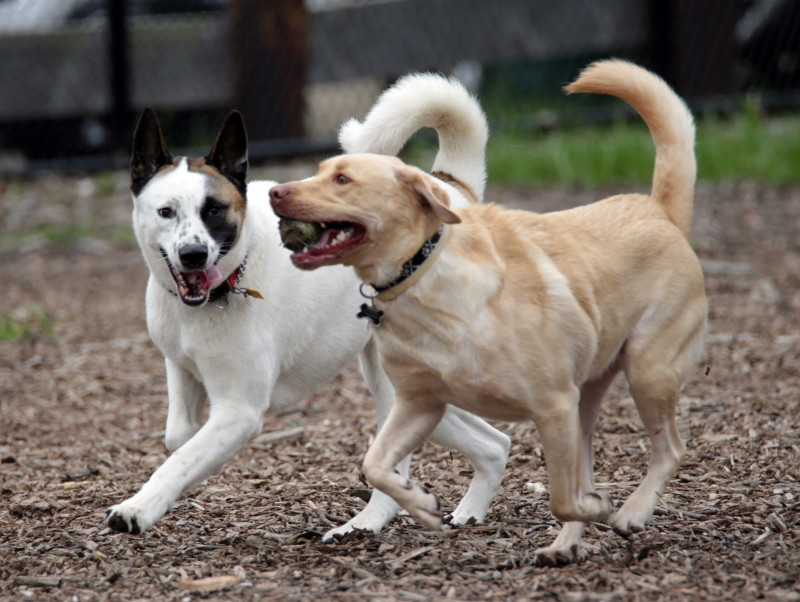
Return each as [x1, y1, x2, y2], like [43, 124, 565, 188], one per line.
[376, 318, 539, 422]
[144, 283, 234, 367]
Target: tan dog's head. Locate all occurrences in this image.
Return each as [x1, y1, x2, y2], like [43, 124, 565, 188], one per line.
[269, 153, 460, 285]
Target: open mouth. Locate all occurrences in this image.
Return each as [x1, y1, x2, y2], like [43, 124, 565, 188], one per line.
[162, 252, 224, 306]
[277, 217, 366, 269]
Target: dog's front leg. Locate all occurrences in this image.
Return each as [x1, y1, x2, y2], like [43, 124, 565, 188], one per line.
[163, 359, 205, 453]
[362, 397, 446, 530]
[105, 402, 263, 534]
[323, 340, 406, 542]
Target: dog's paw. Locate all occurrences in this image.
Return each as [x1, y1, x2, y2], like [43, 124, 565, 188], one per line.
[533, 542, 580, 567]
[321, 525, 374, 544]
[105, 507, 142, 534]
[322, 522, 380, 544]
[445, 513, 478, 527]
[406, 486, 443, 530]
[447, 495, 490, 527]
[580, 491, 614, 523]
[611, 507, 652, 537]
[611, 489, 661, 536]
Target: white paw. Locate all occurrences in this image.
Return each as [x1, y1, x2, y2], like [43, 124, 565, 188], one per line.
[105, 496, 163, 535]
[105, 504, 148, 534]
[321, 512, 387, 543]
[446, 486, 492, 527]
[322, 521, 377, 543]
[321, 489, 401, 543]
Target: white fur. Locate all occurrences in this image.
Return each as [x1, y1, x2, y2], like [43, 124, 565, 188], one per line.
[339, 73, 489, 200]
[106, 157, 509, 537]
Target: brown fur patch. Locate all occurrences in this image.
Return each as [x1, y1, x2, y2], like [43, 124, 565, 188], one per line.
[431, 171, 479, 204]
[186, 157, 248, 216]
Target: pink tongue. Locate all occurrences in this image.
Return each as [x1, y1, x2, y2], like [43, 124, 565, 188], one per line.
[312, 228, 338, 249]
[204, 265, 223, 290]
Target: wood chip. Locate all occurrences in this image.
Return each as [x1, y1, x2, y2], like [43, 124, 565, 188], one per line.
[177, 576, 243, 592]
[13, 576, 62, 588]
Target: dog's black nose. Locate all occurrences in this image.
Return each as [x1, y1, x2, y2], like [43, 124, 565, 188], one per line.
[178, 244, 209, 269]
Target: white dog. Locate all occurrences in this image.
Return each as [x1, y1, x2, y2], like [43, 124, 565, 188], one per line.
[104, 74, 510, 541]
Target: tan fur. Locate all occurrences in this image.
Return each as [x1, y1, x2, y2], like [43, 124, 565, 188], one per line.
[187, 157, 248, 215]
[270, 60, 707, 565]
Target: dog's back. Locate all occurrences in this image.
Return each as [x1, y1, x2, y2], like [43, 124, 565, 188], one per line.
[565, 59, 696, 237]
[339, 73, 488, 201]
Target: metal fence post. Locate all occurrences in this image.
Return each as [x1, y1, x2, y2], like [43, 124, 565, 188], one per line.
[109, 0, 130, 155]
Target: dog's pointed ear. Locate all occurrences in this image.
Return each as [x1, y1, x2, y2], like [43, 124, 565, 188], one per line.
[394, 166, 461, 224]
[131, 108, 173, 195]
[207, 110, 248, 192]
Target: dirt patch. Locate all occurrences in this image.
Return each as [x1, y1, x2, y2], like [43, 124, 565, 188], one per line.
[1, 179, 798, 600]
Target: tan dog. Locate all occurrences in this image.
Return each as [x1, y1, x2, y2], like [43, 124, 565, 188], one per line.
[269, 60, 707, 565]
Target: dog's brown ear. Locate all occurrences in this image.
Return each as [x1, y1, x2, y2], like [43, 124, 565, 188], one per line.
[395, 167, 461, 224]
[131, 108, 173, 195]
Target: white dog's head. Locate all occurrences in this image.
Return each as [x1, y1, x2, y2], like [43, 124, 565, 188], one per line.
[130, 109, 249, 306]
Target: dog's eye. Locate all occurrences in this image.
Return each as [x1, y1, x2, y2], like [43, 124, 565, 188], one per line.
[335, 174, 350, 185]
[207, 205, 221, 217]
[158, 207, 174, 219]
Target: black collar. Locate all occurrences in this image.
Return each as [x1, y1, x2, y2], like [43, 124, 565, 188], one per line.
[372, 226, 444, 295]
[357, 225, 448, 326]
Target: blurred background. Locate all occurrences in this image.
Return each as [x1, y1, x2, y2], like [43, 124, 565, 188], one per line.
[0, 0, 798, 176]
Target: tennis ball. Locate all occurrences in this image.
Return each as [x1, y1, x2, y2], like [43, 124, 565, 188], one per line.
[279, 218, 323, 252]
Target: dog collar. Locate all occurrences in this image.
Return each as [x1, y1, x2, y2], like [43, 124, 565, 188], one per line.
[208, 256, 264, 308]
[357, 225, 450, 325]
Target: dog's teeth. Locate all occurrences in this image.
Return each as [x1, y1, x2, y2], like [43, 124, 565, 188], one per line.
[329, 228, 352, 247]
[320, 222, 326, 229]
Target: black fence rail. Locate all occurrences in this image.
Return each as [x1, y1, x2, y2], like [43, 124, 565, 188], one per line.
[0, 0, 798, 174]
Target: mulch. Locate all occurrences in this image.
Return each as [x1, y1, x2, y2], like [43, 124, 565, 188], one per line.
[1, 177, 798, 601]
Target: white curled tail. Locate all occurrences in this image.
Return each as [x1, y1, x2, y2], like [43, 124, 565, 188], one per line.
[339, 73, 489, 201]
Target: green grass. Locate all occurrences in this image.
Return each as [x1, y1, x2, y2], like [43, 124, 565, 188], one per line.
[0, 305, 55, 342]
[1, 223, 136, 249]
[483, 111, 800, 187]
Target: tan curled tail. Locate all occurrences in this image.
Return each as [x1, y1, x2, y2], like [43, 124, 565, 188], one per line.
[565, 60, 696, 237]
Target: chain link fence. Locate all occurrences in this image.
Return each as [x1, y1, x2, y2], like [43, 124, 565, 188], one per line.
[0, 0, 798, 173]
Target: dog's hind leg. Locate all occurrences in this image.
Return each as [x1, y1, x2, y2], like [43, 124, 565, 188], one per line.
[426, 407, 510, 526]
[163, 359, 205, 453]
[613, 304, 706, 535]
[534, 367, 619, 565]
[533, 385, 614, 527]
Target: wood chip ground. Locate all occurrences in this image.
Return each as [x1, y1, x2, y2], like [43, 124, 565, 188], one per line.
[1, 178, 798, 600]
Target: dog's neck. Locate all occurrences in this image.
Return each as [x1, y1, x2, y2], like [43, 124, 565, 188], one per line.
[208, 259, 248, 303]
[365, 225, 450, 303]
